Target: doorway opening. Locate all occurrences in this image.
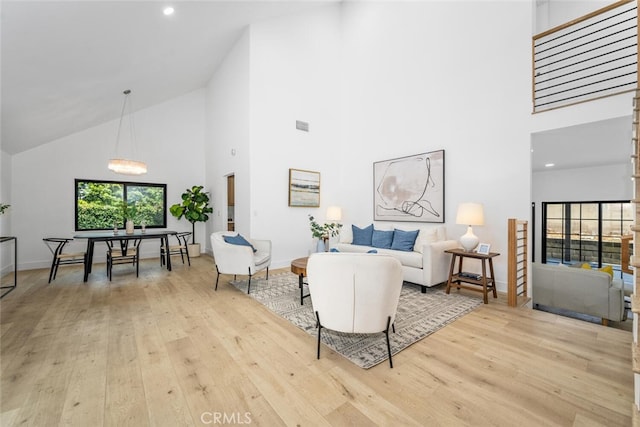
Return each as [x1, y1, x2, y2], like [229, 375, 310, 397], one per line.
[227, 175, 235, 231]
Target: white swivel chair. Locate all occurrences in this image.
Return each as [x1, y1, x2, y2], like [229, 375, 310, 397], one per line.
[307, 252, 404, 368]
[210, 231, 271, 294]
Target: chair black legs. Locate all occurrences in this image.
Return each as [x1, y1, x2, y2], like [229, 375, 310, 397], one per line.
[314, 313, 395, 368]
[213, 265, 268, 294]
[385, 316, 393, 368]
[48, 259, 58, 283]
[315, 311, 322, 359]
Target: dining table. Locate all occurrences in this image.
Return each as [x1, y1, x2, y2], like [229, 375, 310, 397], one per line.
[73, 229, 178, 282]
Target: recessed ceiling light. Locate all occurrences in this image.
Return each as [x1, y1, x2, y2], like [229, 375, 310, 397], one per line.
[163, 6, 174, 16]
[545, 163, 555, 168]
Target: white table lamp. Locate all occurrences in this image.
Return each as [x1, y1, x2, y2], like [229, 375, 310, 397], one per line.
[326, 206, 342, 222]
[456, 203, 484, 252]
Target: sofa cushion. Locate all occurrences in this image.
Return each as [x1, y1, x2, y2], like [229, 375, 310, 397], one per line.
[372, 229, 394, 249]
[352, 224, 374, 246]
[377, 248, 422, 268]
[391, 229, 419, 251]
[395, 224, 445, 253]
[335, 243, 423, 269]
[414, 227, 439, 253]
[223, 234, 257, 252]
[581, 262, 614, 279]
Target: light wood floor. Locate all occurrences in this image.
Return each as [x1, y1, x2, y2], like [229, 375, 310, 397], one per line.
[0, 255, 633, 426]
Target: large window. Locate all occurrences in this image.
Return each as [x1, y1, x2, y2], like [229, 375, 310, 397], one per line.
[542, 201, 632, 272]
[75, 179, 167, 231]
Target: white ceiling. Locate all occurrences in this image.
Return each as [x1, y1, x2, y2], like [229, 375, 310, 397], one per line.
[531, 116, 632, 172]
[1, 0, 335, 155]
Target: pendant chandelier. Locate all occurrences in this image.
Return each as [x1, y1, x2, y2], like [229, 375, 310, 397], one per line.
[108, 89, 147, 175]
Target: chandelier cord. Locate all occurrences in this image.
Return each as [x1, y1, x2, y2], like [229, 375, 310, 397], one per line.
[114, 89, 136, 158]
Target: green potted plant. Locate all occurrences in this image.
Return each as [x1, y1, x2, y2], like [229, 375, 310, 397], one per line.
[0, 204, 10, 215]
[120, 201, 137, 234]
[308, 214, 342, 252]
[170, 185, 213, 257]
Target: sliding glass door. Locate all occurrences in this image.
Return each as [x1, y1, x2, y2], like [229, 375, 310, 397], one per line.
[542, 201, 632, 272]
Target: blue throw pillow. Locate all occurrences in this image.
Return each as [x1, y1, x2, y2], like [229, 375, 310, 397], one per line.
[371, 229, 394, 249]
[352, 224, 373, 246]
[391, 229, 419, 252]
[223, 234, 257, 253]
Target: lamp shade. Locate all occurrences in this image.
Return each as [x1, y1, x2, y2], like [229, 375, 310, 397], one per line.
[456, 203, 484, 226]
[326, 206, 342, 222]
[108, 158, 148, 175]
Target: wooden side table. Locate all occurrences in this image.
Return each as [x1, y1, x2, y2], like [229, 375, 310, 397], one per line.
[291, 257, 309, 305]
[445, 248, 499, 304]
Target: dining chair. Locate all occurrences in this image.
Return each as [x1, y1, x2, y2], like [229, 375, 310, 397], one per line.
[160, 232, 191, 267]
[43, 238, 87, 283]
[106, 238, 141, 280]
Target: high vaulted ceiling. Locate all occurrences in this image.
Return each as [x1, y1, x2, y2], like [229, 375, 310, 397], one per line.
[2, 0, 632, 170]
[1, 0, 335, 155]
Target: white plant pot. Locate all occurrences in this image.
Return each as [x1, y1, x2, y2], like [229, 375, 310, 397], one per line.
[188, 243, 201, 258]
[125, 219, 134, 235]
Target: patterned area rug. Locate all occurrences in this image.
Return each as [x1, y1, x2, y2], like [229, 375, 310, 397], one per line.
[230, 272, 482, 369]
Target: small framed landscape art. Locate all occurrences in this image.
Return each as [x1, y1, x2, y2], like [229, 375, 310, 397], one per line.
[373, 149, 445, 222]
[289, 168, 320, 207]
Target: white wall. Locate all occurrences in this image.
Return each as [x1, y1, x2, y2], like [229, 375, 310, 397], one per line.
[248, 4, 342, 266]
[205, 29, 251, 254]
[0, 150, 13, 275]
[206, 4, 343, 268]
[533, 163, 632, 203]
[339, 1, 533, 291]
[534, 0, 613, 35]
[11, 89, 206, 271]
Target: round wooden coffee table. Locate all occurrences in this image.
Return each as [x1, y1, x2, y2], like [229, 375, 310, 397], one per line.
[291, 257, 309, 305]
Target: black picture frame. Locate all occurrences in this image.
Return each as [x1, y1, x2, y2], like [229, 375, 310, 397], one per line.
[373, 149, 445, 223]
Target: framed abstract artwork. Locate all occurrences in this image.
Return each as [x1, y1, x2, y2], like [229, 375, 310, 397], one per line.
[288, 168, 320, 207]
[373, 150, 445, 223]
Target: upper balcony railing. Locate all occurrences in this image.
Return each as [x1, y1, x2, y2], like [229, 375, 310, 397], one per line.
[533, 0, 638, 113]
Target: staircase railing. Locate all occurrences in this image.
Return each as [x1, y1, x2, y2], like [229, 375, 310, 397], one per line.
[532, 0, 638, 113]
[630, 88, 640, 423]
[507, 218, 528, 307]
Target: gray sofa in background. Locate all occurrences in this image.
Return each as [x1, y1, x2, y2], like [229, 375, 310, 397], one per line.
[532, 262, 625, 325]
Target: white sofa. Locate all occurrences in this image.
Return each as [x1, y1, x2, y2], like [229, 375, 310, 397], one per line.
[334, 223, 458, 292]
[532, 262, 625, 325]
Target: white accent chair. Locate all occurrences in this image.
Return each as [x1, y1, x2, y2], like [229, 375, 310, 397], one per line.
[307, 252, 404, 368]
[210, 231, 271, 294]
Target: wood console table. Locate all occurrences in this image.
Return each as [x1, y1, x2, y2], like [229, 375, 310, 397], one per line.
[445, 248, 499, 304]
[0, 236, 17, 299]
